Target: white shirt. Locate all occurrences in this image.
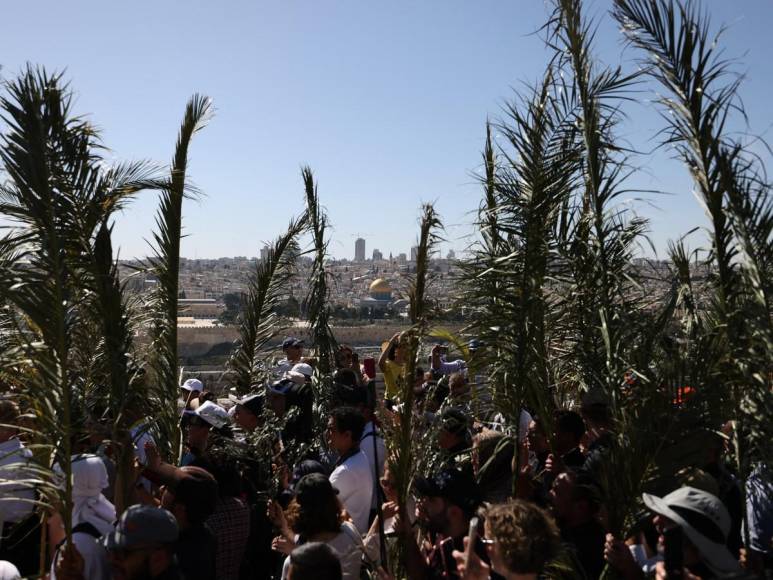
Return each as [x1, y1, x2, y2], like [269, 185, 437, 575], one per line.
[51, 533, 111, 580]
[280, 522, 363, 580]
[329, 449, 373, 536]
[0, 438, 35, 527]
[360, 422, 386, 509]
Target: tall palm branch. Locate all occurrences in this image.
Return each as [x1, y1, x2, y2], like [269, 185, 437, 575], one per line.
[228, 216, 306, 392]
[0, 67, 155, 545]
[146, 94, 212, 460]
[388, 203, 442, 575]
[549, 0, 647, 401]
[612, 0, 773, 541]
[301, 166, 336, 375]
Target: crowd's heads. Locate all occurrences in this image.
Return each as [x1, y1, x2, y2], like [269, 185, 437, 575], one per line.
[287, 542, 342, 580]
[332, 382, 368, 409]
[552, 410, 585, 454]
[283, 336, 305, 359]
[438, 407, 470, 450]
[386, 332, 406, 362]
[643, 486, 739, 574]
[334, 345, 354, 370]
[180, 378, 204, 397]
[580, 389, 612, 429]
[287, 363, 313, 385]
[448, 372, 468, 398]
[327, 406, 365, 454]
[526, 419, 549, 456]
[333, 368, 359, 388]
[290, 460, 327, 489]
[472, 429, 514, 482]
[0, 399, 20, 441]
[231, 392, 263, 431]
[160, 465, 219, 527]
[549, 469, 602, 523]
[70, 453, 109, 500]
[184, 400, 229, 435]
[482, 500, 560, 576]
[104, 505, 178, 580]
[288, 473, 343, 538]
[414, 468, 482, 531]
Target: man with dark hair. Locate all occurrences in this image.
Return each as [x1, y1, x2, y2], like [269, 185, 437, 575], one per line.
[437, 408, 472, 476]
[546, 410, 586, 475]
[402, 468, 486, 580]
[286, 542, 342, 580]
[275, 337, 305, 376]
[104, 505, 183, 580]
[155, 465, 219, 580]
[550, 469, 607, 579]
[333, 383, 386, 517]
[230, 393, 264, 434]
[268, 378, 314, 444]
[327, 407, 373, 534]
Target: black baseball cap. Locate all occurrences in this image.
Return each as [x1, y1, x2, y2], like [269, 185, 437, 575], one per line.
[414, 468, 482, 517]
[230, 393, 264, 416]
[282, 337, 305, 349]
[440, 407, 469, 437]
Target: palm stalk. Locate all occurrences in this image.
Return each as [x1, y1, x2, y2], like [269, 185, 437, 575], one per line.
[228, 216, 306, 392]
[146, 94, 212, 460]
[388, 203, 442, 575]
[301, 166, 337, 375]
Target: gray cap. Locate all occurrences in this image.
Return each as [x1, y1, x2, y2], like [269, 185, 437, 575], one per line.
[103, 505, 178, 551]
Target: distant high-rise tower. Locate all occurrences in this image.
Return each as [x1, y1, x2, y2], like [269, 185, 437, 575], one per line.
[260, 246, 270, 262]
[446, 249, 456, 260]
[410, 246, 419, 262]
[372, 249, 383, 261]
[355, 238, 366, 262]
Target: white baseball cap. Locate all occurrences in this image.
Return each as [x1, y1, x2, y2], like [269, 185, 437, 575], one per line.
[181, 378, 204, 392]
[189, 401, 229, 429]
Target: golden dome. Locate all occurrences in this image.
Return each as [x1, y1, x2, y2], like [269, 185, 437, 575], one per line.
[369, 278, 392, 293]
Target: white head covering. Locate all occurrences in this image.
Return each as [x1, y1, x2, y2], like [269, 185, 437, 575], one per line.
[0, 561, 20, 580]
[70, 454, 116, 536]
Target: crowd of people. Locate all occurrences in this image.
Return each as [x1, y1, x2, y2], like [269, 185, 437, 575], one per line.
[0, 333, 771, 580]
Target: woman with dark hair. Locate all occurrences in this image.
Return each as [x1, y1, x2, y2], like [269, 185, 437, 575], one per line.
[270, 473, 363, 580]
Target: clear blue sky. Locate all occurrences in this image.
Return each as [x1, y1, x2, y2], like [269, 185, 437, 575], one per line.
[1, 1, 771, 260]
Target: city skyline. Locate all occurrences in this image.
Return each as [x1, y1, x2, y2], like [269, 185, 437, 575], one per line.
[2, 1, 770, 261]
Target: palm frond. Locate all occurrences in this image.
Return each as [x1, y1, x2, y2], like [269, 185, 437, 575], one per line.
[301, 166, 337, 375]
[228, 216, 306, 391]
[145, 94, 212, 460]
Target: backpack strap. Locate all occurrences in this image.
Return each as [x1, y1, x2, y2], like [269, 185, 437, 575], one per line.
[72, 521, 102, 538]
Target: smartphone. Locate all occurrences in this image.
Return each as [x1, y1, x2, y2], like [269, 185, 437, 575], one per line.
[439, 537, 456, 576]
[663, 526, 684, 579]
[363, 357, 376, 379]
[465, 516, 479, 567]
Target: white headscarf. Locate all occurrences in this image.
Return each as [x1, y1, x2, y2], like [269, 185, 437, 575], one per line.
[69, 454, 116, 536]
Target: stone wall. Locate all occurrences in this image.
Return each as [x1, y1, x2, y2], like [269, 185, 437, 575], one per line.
[177, 322, 465, 358]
